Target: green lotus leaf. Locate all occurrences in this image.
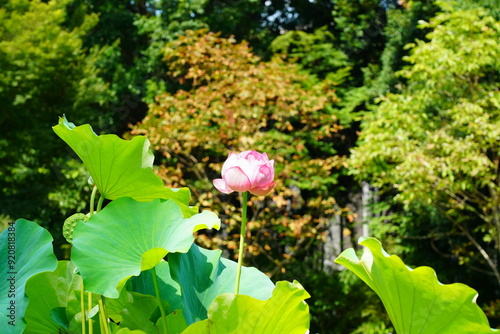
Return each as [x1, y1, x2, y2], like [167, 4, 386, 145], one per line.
[107, 283, 165, 325]
[114, 291, 160, 333]
[0, 219, 58, 334]
[107, 284, 188, 334]
[169, 243, 276, 324]
[181, 280, 310, 334]
[53, 117, 195, 216]
[66, 289, 101, 333]
[71, 197, 220, 298]
[334, 237, 498, 334]
[24, 261, 81, 333]
[159, 309, 188, 334]
[130, 261, 183, 312]
[115, 329, 147, 334]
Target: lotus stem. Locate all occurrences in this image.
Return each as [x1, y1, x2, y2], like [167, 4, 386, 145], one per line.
[83, 185, 99, 334]
[235, 191, 248, 295]
[80, 287, 86, 334]
[88, 292, 93, 334]
[98, 296, 111, 334]
[90, 185, 97, 216]
[96, 196, 104, 213]
[151, 266, 168, 334]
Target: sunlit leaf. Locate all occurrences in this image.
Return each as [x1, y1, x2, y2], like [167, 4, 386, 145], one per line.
[71, 197, 220, 298]
[161, 309, 188, 334]
[129, 261, 183, 312]
[181, 281, 310, 334]
[0, 220, 58, 334]
[24, 261, 81, 333]
[115, 328, 148, 334]
[53, 116, 196, 216]
[335, 237, 498, 334]
[113, 291, 160, 334]
[169, 243, 275, 324]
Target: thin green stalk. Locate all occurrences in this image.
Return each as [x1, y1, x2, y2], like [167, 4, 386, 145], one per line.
[235, 191, 248, 295]
[98, 296, 111, 334]
[96, 196, 104, 213]
[82, 185, 98, 334]
[98, 304, 106, 334]
[88, 292, 93, 334]
[92, 194, 109, 332]
[80, 287, 86, 334]
[90, 185, 98, 216]
[151, 266, 168, 334]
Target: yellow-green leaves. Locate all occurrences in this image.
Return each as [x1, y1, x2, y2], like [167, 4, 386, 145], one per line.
[169, 244, 276, 324]
[181, 281, 310, 334]
[53, 117, 194, 215]
[335, 238, 498, 334]
[24, 261, 84, 333]
[71, 198, 220, 298]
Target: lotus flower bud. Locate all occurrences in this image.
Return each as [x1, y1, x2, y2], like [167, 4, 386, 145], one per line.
[213, 150, 275, 196]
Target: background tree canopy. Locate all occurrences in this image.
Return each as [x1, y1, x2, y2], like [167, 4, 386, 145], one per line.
[1, 0, 500, 332]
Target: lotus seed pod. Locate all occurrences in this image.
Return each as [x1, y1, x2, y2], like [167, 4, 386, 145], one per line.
[63, 213, 88, 243]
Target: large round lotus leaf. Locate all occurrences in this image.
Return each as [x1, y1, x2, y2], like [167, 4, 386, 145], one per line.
[71, 197, 220, 298]
[53, 116, 196, 216]
[0, 220, 58, 334]
[24, 261, 81, 333]
[129, 261, 183, 312]
[335, 237, 498, 334]
[181, 280, 310, 334]
[169, 244, 275, 324]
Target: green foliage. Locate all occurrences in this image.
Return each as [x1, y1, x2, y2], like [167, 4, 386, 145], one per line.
[350, 5, 500, 283]
[198, 0, 268, 52]
[0, 0, 108, 118]
[336, 237, 497, 333]
[4, 108, 500, 333]
[295, 266, 392, 334]
[131, 29, 348, 283]
[182, 281, 311, 333]
[372, 0, 439, 95]
[260, 0, 333, 42]
[332, 0, 439, 119]
[53, 116, 192, 210]
[107, 290, 163, 333]
[128, 261, 183, 313]
[0, 0, 109, 236]
[71, 197, 220, 297]
[0, 220, 58, 334]
[168, 244, 275, 324]
[190, 0, 334, 57]
[24, 261, 83, 333]
[331, 0, 388, 74]
[270, 27, 352, 83]
[4, 118, 311, 333]
[447, 0, 500, 19]
[4, 0, 500, 331]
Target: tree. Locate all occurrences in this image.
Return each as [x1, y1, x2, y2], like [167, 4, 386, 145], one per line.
[350, 4, 500, 288]
[0, 0, 109, 236]
[130, 29, 360, 331]
[269, 27, 352, 83]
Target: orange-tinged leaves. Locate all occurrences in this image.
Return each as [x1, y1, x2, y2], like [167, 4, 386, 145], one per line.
[131, 29, 347, 279]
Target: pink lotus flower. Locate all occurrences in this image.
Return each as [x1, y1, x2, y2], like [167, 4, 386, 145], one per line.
[213, 151, 275, 196]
